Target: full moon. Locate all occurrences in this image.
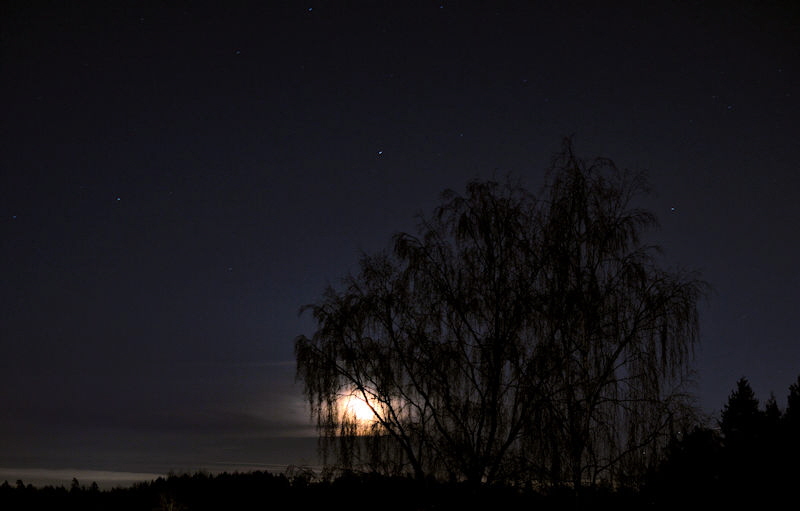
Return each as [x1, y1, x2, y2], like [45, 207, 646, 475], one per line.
[340, 391, 378, 424]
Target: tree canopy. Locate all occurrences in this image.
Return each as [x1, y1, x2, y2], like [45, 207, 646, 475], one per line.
[295, 139, 707, 489]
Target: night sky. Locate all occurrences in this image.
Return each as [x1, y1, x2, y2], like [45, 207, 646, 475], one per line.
[2, 1, 798, 487]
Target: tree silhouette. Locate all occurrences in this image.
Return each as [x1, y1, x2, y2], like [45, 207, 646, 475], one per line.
[764, 393, 781, 428]
[641, 374, 800, 505]
[521, 144, 705, 491]
[717, 377, 776, 502]
[781, 375, 800, 486]
[296, 178, 541, 484]
[784, 375, 800, 431]
[295, 139, 706, 489]
[719, 377, 761, 449]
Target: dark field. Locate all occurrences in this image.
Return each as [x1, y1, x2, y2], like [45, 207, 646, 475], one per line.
[2, 466, 793, 511]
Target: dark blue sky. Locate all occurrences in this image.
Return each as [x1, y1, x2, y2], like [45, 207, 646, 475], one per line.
[2, 1, 798, 486]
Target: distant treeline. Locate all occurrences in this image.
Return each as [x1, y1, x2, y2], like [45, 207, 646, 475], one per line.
[0, 470, 644, 511]
[4, 375, 800, 510]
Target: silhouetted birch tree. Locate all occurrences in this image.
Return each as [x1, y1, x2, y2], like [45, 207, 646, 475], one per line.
[295, 139, 706, 489]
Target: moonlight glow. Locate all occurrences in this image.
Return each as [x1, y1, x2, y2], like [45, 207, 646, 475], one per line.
[339, 390, 380, 425]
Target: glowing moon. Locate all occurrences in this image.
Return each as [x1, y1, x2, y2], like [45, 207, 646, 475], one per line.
[340, 391, 378, 424]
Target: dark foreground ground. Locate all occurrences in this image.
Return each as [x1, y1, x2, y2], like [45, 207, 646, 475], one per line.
[0, 472, 634, 511]
[1, 469, 790, 511]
